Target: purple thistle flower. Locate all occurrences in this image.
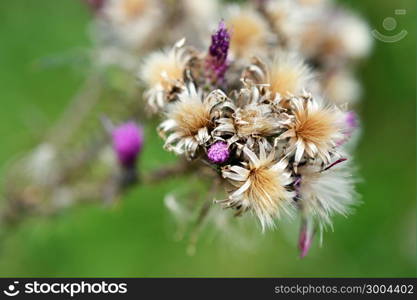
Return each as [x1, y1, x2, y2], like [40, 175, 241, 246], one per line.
[207, 141, 230, 164]
[206, 21, 230, 84]
[112, 122, 144, 168]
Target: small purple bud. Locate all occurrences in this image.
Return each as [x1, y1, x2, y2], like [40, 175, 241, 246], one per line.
[207, 141, 230, 164]
[298, 219, 314, 258]
[206, 21, 230, 84]
[112, 122, 144, 168]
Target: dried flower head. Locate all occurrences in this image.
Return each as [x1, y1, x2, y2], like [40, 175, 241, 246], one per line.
[226, 7, 270, 60]
[245, 53, 312, 98]
[158, 84, 229, 158]
[332, 13, 372, 60]
[219, 144, 295, 230]
[280, 95, 345, 164]
[214, 86, 289, 151]
[323, 70, 362, 105]
[297, 159, 357, 228]
[100, 0, 161, 50]
[140, 39, 191, 112]
[121, 0, 148, 19]
[299, 8, 372, 63]
[265, 0, 302, 46]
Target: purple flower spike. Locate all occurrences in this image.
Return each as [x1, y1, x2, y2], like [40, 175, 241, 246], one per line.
[206, 21, 230, 84]
[112, 122, 144, 168]
[207, 141, 230, 164]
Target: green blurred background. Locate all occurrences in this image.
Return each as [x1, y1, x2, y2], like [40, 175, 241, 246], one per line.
[0, 0, 415, 277]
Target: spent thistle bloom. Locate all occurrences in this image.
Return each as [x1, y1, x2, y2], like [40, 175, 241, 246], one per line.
[158, 84, 231, 159]
[136, 0, 370, 255]
[140, 39, 192, 112]
[226, 7, 270, 60]
[219, 144, 295, 230]
[323, 70, 362, 105]
[279, 94, 346, 165]
[296, 159, 356, 228]
[245, 52, 312, 98]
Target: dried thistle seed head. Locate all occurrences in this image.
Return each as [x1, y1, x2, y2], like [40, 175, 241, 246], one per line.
[233, 104, 279, 137]
[298, 0, 330, 6]
[219, 145, 295, 230]
[226, 7, 270, 60]
[322, 70, 362, 105]
[140, 40, 187, 89]
[265, 0, 302, 45]
[268, 53, 311, 97]
[213, 85, 288, 145]
[170, 95, 213, 137]
[330, 12, 372, 60]
[100, 0, 162, 51]
[104, 0, 149, 22]
[299, 8, 372, 62]
[122, 0, 149, 19]
[158, 85, 229, 158]
[296, 158, 357, 228]
[215, 106, 280, 143]
[140, 39, 191, 112]
[280, 95, 346, 164]
[246, 52, 312, 97]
